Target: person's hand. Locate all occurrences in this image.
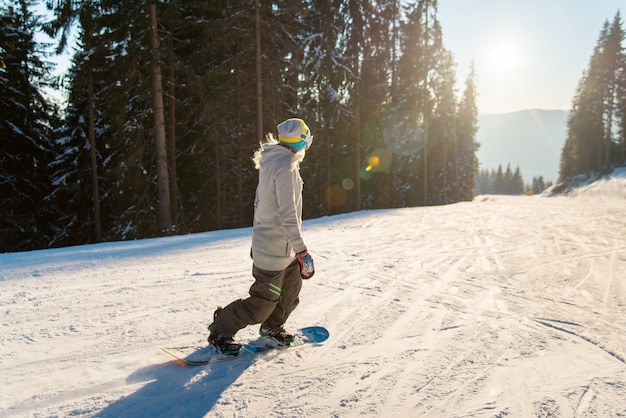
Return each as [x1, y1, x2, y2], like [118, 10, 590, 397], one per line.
[296, 250, 315, 279]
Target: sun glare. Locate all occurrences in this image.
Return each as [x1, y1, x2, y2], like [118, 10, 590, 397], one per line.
[487, 41, 520, 74]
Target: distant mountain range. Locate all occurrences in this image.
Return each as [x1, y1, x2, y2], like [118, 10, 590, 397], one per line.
[476, 109, 569, 183]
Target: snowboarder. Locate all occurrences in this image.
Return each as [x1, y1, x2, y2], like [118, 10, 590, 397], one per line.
[208, 118, 315, 355]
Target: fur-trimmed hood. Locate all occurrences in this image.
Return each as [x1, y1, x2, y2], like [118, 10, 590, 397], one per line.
[253, 137, 305, 172]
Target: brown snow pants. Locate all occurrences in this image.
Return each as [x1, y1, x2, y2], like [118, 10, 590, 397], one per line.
[211, 258, 303, 338]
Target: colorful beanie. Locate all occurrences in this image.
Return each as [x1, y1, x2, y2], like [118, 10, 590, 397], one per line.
[277, 118, 313, 151]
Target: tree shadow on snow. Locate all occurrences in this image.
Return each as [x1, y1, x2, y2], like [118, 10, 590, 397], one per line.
[96, 357, 254, 417]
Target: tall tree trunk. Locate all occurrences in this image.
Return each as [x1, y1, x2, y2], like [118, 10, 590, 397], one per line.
[443, 136, 447, 204]
[148, 2, 171, 232]
[235, 63, 244, 225]
[326, 131, 331, 214]
[255, 0, 263, 143]
[423, 120, 428, 205]
[391, 0, 399, 103]
[604, 82, 615, 172]
[453, 134, 460, 202]
[215, 140, 223, 230]
[167, 31, 178, 227]
[86, 35, 101, 242]
[354, 95, 361, 211]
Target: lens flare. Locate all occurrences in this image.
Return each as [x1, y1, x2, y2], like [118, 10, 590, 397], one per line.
[342, 178, 354, 191]
[364, 148, 392, 173]
[325, 184, 347, 208]
[366, 155, 381, 171]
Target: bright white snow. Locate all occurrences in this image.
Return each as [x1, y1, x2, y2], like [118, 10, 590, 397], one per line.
[1, 170, 625, 417]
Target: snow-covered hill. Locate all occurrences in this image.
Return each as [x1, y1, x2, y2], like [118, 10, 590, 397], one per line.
[1, 170, 625, 417]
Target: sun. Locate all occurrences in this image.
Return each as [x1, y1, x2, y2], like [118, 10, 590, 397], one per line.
[487, 41, 520, 74]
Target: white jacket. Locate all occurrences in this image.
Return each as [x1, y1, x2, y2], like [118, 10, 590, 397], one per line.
[251, 143, 306, 271]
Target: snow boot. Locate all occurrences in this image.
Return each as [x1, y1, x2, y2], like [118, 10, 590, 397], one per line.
[208, 333, 242, 355]
[259, 325, 295, 346]
[208, 307, 242, 355]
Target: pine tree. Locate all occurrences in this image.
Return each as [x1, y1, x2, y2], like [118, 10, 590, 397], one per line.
[394, 0, 440, 206]
[345, 0, 401, 211]
[148, 2, 172, 233]
[429, 46, 458, 205]
[494, 165, 505, 194]
[0, 0, 60, 252]
[299, 0, 353, 215]
[530, 176, 547, 194]
[167, 1, 233, 232]
[561, 12, 626, 180]
[50, 0, 177, 241]
[46, 0, 103, 245]
[456, 62, 479, 201]
[512, 165, 524, 194]
[600, 12, 625, 171]
[343, 0, 400, 211]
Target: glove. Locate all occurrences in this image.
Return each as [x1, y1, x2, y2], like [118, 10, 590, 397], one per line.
[296, 250, 315, 279]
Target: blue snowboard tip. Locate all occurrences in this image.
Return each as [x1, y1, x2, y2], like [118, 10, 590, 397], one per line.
[300, 326, 330, 343]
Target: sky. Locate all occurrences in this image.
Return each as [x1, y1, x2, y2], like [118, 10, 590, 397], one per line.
[437, 0, 624, 114]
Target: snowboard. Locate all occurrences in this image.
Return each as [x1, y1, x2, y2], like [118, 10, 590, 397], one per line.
[161, 326, 329, 366]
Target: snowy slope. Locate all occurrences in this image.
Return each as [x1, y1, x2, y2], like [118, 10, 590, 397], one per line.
[1, 171, 625, 417]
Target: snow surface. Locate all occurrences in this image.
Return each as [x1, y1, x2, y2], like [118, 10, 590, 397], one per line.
[1, 171, 626, 417]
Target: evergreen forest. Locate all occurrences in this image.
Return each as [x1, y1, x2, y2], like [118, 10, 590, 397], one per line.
[1, 1, 625, 253]
[560, 12, 626, 182]
[2, 0, 481, 253]
[476, 165, 553, 196]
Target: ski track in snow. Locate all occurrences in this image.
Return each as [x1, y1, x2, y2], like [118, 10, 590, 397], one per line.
[1, 174, 626, 417]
